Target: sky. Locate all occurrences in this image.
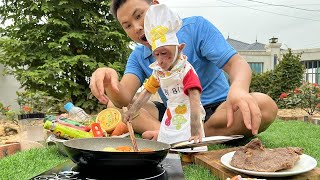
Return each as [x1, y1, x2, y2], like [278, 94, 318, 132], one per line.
[160, 0, 320, 50]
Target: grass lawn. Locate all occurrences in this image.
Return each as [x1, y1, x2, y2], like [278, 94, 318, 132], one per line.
[0, 119, 319, 180]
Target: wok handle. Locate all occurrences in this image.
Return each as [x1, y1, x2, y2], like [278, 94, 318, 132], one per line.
[122, 107, 139, 152]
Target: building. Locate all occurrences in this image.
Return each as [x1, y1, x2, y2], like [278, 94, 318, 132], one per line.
[227, 37, 320, 83]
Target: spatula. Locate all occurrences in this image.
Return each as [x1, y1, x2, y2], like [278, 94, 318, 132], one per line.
[122, 107, 139, 152]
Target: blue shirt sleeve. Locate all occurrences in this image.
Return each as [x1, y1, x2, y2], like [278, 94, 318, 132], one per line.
[124, 49, 146, 85]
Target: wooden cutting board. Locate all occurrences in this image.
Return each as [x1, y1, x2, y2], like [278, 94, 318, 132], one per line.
[191, 147, 320, 180]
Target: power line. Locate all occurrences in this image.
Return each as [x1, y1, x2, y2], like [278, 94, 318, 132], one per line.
[217, 0, 320, 22]
[171, 4, 320, 8]
[303, 41, 320, 47]
[170, 5, 318, 8]
[243, 0, 320, 12]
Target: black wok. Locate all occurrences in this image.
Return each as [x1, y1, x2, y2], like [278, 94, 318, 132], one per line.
[63, 137, 171, 167]
[62, 135, 244, 167]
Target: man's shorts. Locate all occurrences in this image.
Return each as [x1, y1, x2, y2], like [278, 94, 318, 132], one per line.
[152, 101, 225, 123]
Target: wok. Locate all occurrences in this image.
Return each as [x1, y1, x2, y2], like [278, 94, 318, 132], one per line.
[62, 135, 243, 167]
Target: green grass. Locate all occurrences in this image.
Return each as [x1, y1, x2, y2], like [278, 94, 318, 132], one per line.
[0, 146, 67, 180]
[0, 119, 319, 180]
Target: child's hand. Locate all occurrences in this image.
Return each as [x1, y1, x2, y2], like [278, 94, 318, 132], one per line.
[122, 111, 132, 123]
[190, 120, 203, 143]
[122, 106, 134, 123]
[122, 106, 139, 123]
[189, 135, 202, 143]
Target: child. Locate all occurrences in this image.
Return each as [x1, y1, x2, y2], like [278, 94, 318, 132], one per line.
[123, 4, 207, 151]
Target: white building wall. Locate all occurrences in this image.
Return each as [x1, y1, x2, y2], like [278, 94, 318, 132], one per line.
[238, 44, 320, 73]
[0, 65, 21, 110]
[239, 51, 272, 72]
[292, 48, 320, 61]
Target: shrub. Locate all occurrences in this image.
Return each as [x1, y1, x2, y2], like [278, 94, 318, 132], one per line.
[250, 49, 305, 102]
[269, 49, 305, 100]
[0, 90, 63, 123]
[250, 71, 273, 94]
[277, 82, 320, 115]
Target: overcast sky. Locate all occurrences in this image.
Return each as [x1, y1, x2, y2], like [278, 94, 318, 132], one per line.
[160, 0, 320, 50]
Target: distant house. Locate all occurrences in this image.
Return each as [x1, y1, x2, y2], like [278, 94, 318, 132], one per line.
[227, 37, 320, 84]
[0, 65, 21, 110]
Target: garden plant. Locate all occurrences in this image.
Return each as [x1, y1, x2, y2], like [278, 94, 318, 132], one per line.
[0, 90, 63, 124]
[278, 82, 320, 116]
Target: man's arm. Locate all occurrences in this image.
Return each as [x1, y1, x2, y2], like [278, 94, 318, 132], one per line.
[223, 54, 262, 135]
[223, 54, 251, 92]
[90, 67, 142, 108]
[106, 73, 142, 108]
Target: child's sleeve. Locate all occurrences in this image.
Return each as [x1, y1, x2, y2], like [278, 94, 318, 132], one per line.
[183, 68, 202, 95]
[144, 74, 160, 94]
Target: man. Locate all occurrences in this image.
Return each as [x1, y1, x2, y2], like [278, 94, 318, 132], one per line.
[89, 0, 278, 139]
[123, 3, 207, 149]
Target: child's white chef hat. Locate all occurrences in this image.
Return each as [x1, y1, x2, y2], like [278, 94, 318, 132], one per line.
[144, 4, 182, 51]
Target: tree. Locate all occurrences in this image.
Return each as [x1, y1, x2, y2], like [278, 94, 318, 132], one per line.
[270, 49, 305, 100]
[0, 0, 131, 113]
[250, 49, 305, 101]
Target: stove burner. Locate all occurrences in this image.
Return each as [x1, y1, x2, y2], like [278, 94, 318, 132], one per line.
[33, 174, 57, 180]
[58, 171, 79, 176]
[32, 153, 184, 180]
[72, 165, 167, 180]
[33, 167, 166, 180]
[33, 173, 80, 180]
[57, 171, 80, 179]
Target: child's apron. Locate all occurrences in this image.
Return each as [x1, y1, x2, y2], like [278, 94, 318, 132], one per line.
[150, 58, 207, 151]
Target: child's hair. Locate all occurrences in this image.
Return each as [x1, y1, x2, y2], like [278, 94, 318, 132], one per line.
[111, 0, 153, 19]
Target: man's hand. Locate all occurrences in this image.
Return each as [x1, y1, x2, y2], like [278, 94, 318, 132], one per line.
[89, 67, 119, 104]
[226, 87, 262, 135]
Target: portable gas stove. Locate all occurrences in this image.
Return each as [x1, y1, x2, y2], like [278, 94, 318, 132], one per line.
[31, 153, 185, 180]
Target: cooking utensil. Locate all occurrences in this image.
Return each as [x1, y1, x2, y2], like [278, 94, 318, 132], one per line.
[63, 137, 170, 167]
[126, 121, 138, 151]
[62, 135, 244, 167]
[170, 135, 244, 149]
[122, 107, 138, 152]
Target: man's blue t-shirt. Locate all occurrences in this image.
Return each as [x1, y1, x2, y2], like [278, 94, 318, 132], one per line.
[124, 16, 236, 106]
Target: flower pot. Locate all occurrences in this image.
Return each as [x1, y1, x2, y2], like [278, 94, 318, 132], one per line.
[0, 142, 21, 159]
[18, 113, 46, 144]
[311, 117, 320, 125]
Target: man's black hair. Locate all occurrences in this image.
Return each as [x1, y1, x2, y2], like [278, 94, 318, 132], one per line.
[111, 0, 153, 20]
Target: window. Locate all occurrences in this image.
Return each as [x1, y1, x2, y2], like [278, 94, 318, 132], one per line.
[249, 62, 264, 73]
[273, 54, 278, 68]
[303, 60, 320, 84]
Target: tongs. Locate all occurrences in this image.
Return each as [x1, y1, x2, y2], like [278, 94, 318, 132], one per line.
[122, 107, 139, 152]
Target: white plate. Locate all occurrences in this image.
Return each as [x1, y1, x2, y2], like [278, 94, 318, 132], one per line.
[110, 132, 129, 138]
[170, 146, 208, 153]
[220, 151, 318, 177]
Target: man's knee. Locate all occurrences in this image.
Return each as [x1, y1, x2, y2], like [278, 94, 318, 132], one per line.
[252, 92, 278, 121]
[251, 92, 278, 132]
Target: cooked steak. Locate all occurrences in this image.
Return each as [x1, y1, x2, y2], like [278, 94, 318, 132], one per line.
[230, 138, 303, 172]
